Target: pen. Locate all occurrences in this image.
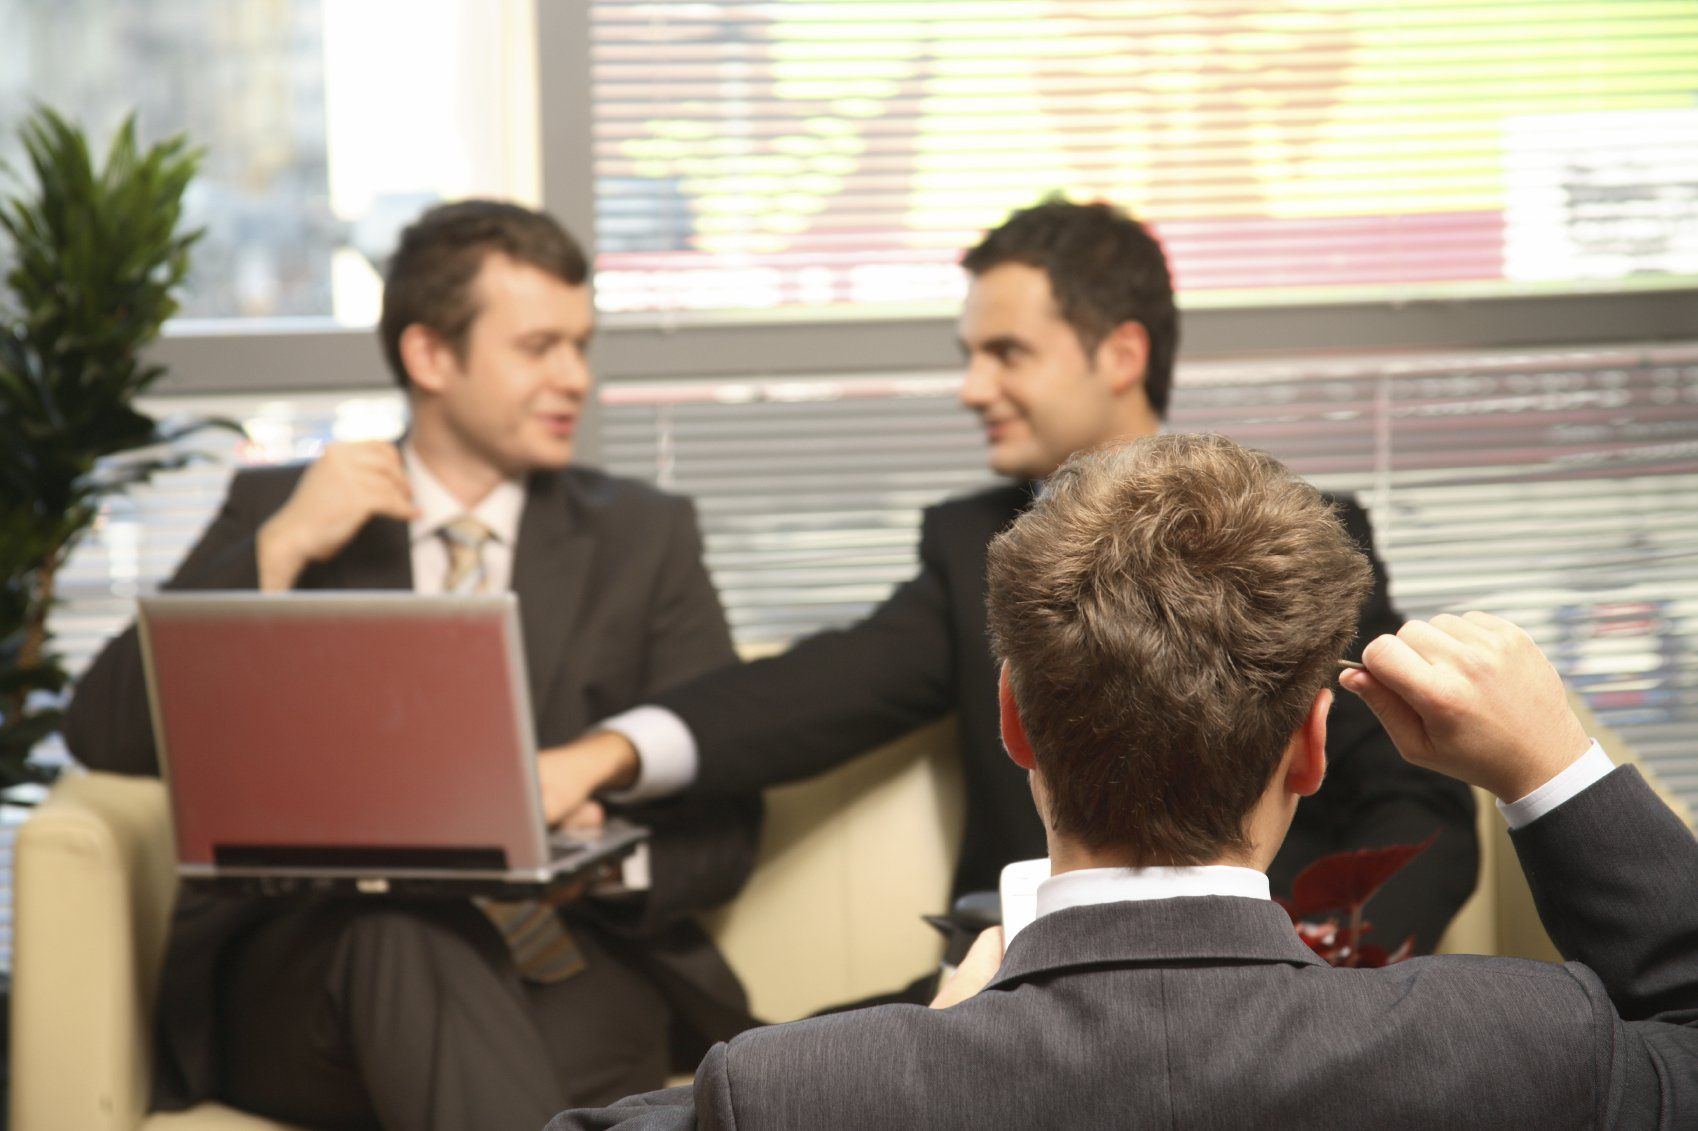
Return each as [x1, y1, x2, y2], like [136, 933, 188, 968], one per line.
[1336, 659, 1364, 672]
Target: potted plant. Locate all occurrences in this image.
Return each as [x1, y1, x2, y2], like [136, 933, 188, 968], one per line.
[0, 107, 221, 787]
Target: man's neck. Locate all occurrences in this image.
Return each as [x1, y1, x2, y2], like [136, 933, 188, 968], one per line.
[1050, 841, 1262, 875]
[407, 422, 511, 510]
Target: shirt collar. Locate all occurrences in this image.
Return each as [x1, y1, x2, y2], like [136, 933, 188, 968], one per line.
[1036, 864, 1270, 920]
[402, 443, 526, 547]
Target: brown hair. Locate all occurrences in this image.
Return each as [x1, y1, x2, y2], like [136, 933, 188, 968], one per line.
[962, 198, 1178, 418]
[379, 199, 588, 389]
[985, 433, 1372, 863]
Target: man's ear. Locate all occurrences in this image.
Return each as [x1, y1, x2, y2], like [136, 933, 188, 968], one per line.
[398, 323, 457, 395]
[1284, 687, 1330, 797]
[998, 665, 1037, 771]
[1095, 320, 1150, 398]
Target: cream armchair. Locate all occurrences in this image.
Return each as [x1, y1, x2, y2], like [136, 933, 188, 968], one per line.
[9, 771, 305, 1131]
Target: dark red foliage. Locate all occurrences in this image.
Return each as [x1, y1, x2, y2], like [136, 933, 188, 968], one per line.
[1287, 832, 1439, 919]
[1280, 833, 1438, 969]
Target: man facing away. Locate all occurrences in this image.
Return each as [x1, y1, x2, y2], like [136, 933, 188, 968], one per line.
[553, 433, 1698, 1130]
[65, 200, 761, 1131]
[548, 198, 1477, 964]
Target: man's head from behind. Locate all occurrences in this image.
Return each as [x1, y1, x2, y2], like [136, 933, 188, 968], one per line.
[986, 434, 1371, 867]
[958, 200, 1178, 480]
[380, 200, 592, 475]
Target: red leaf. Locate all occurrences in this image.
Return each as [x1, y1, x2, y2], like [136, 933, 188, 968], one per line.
[1286, 832, 1439, 918]
[1354, 942, 1391, 968]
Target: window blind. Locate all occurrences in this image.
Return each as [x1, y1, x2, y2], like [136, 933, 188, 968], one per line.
[597, 342, 1698, 810]
[590, 0, 1698, 315]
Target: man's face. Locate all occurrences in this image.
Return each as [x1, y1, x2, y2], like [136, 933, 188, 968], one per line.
[432, 252, 593, 476]
[957, 263, 1123, 480]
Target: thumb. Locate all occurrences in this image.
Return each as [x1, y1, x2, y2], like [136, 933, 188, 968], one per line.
[1338, 668, 1432, 765]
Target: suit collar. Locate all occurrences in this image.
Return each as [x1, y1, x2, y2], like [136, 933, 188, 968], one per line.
[511, 469, 594, 711]
[989, 897, 1326, 992]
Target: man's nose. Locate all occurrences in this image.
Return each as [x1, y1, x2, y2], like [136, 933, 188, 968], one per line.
[553, 348, 591, 397]
[959, 356, 996, 409]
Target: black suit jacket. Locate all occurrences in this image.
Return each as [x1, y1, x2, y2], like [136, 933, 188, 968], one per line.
[659, 482, 1478, 951]
[64, 462, 762, 1109]
[554, 767, 1698, 1130]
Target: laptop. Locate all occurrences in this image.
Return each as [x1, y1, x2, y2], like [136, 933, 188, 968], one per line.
[136, 591, 646, 896]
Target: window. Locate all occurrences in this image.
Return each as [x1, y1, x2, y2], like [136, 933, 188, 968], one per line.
[0, 0, 537, 324]
[590, 1, 1698, 317]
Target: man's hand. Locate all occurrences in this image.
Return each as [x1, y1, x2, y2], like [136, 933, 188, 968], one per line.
[1339, 611, 1591, 804]
[536, 731, 641, 826]
[930, 927, 1004, 1009]
[256, 442, 419, 591]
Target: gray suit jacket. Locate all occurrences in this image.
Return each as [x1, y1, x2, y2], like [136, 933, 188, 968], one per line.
[552, 766, 1698, 1130]
[64, 461, 763, 1110]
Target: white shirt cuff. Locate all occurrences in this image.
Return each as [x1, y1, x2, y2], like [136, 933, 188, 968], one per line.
[598, 705, 699, 804]
[1496, 740, 1613, 830]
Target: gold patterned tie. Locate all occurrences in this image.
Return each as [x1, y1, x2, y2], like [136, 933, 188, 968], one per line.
[438, 516, 586, 983]
[440, 515, 494, 594]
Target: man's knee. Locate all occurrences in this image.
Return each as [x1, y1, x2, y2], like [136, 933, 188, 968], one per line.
[330, 901, 513, 998]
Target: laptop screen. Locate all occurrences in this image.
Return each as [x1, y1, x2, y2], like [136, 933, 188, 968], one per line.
[138, 593, 549, 872]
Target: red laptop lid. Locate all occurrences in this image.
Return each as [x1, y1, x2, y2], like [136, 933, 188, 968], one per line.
[137, 593, 547, 872]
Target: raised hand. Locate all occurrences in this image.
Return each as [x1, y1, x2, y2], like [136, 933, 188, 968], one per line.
[256, 442, 419, 591]
[1338, 611, 1591, 804]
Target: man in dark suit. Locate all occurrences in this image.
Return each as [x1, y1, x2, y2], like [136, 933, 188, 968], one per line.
[64, 201, 761, 1131]
[549, 199, 1477, 962]
[552, 434, 1698, 1130]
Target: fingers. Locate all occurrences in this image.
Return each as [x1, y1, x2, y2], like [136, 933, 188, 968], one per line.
[1348, 611, 1590, 800]
[1337, 665, 1431, 764]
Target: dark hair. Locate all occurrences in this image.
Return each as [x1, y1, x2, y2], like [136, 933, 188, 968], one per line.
[378, 199, 588, 389]
[962, 198, 1178, 417]
[985, 433, 1371, 864]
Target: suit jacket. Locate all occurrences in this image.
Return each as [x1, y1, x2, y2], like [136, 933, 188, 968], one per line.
[659, 482, 1478, 951]
[552, 766, 1698, 1130]
[63, 462, 763, 1110]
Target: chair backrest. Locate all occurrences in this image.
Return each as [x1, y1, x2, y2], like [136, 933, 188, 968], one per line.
[707, 717, 965, 1021]
[11, 771, 178, 1131]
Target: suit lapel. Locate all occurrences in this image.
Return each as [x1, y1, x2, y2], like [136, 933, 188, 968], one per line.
[511, 470, 594, 714]
[324, 516, 412, 590]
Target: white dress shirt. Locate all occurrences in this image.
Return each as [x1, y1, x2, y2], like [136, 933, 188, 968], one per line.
[403, 447, 525, 593]
[1497, 739, 1613, 828]
[1036, 864, 1271, 917]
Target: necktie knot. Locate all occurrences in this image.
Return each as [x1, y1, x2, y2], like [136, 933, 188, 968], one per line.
[440, 516, 494, 593]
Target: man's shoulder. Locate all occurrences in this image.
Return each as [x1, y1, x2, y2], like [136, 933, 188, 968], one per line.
[537, 464, 689, 516]
[220, 460, 310, 511]
[924, 480, 1032, 530]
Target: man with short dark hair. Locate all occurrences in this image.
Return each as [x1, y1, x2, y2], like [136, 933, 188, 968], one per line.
[549, 198, 1477, 965]
[66, 199, 761, 1131]
[551, 434, 1698, 1129]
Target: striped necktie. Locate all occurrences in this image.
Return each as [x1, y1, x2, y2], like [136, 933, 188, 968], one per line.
[438, 515, 586, 983]
[440, 516, 494, 594]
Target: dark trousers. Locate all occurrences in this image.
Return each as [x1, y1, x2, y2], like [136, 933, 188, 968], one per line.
[216, 900, 670, 1131]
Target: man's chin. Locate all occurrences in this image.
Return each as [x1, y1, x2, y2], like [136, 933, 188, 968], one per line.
[986, 446, 1051, 481]
[510, 440, 574, 473]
